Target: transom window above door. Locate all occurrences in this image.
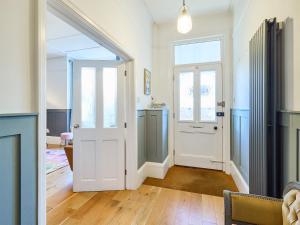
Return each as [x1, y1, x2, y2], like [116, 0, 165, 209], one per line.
[174, 39, 221, 65]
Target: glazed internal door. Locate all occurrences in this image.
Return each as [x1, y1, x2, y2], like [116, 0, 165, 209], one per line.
[73, 60, 125, 192]
[174, 63, 223, 170]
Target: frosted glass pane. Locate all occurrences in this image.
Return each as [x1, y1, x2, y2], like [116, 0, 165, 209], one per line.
[200, 71, 216, 122]
[81, 67, 96, 128]
[103, 67, 118, 128]
[175, 40, 221, 65]
[179, 72, 194, 121]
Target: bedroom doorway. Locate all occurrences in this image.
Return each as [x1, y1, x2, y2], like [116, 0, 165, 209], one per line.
[45, 9, 127, 212]
[38, 0, 135, 222]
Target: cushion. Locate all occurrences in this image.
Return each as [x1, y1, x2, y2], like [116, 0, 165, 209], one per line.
[283, 190, 300, 225]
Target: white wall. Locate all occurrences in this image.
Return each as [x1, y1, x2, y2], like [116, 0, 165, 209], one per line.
[68, 0, 153, 109]
[152, 12, 233, 170]
[46, 57, 72, 109]
[0, 0, 36, 113]
[232, 0, 300, 110]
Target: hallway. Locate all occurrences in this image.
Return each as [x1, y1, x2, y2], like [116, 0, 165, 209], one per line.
[47, 166, 224, 225]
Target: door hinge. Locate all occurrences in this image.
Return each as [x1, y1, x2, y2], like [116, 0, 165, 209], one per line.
[173, 113, 175, 119]
[124, 70, 127, 76]
[124, 122, 127, 128]
[125, 169, 127, 175]
[173, 149, 175, 156]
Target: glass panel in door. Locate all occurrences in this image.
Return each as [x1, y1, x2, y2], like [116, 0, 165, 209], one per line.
[179, 72, 194, 121]
[200, 70, 216, 122]
[103, 67, 118, 128]
[81, 67, 96, 128]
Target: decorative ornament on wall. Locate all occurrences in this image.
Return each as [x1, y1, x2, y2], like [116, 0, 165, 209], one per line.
[144, 69, 151, 95]
[177, 0, 193, 34]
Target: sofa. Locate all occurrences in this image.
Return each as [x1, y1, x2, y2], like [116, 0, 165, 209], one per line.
[224, 182, 300, 225]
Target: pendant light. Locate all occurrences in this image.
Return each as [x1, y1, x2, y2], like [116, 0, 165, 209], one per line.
[177, 0, 192, 34]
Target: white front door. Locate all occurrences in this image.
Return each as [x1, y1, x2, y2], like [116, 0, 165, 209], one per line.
[174, 63, 223, 170]
[73, 60, 125, 192]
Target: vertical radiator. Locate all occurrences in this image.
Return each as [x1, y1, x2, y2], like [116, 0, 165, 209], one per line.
[249, 19, 282, 197]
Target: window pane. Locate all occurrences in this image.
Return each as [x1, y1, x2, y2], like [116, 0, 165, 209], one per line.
[179, 72, 194, 121]
[81, 67, 96, 128]
[175, 40, 221, 65]
[200, 71, 216, 122]
[103, 67, 118, 128]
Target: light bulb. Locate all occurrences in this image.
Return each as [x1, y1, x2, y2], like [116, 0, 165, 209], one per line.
[177, 5, 192, 34]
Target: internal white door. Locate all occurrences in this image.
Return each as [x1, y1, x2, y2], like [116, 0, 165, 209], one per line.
[73, 60, 125, 192]
[174, 63, 223, 170]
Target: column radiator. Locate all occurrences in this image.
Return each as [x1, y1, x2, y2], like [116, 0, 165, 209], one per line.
[249, 18, 282, 197]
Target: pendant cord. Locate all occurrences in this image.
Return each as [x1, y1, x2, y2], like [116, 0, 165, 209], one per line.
[183, 0, 186, 6]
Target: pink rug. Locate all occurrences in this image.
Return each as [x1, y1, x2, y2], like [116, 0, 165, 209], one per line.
[46, 148, 69, 174]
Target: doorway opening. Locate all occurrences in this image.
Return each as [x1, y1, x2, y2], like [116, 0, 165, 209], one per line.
[143, 37, 237, 197]
[45, 8, 128, 214]
[173, 38, 224, 170]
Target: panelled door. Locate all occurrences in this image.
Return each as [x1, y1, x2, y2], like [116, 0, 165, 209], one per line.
[174, 63, 223, 170]
[73, 60, 125, 192]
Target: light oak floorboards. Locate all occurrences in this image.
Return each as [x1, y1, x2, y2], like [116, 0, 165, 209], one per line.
[47, 167, 224, 225]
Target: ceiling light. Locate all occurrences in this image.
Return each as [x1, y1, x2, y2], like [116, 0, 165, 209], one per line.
[177, 0, 192, 34]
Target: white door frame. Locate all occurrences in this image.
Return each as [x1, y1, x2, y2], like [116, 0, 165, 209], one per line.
[170, 35, 231, 174]
[36, 0, 135, 224]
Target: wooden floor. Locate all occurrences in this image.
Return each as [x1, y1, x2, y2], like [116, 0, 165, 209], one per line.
[47, 167, 225, 225]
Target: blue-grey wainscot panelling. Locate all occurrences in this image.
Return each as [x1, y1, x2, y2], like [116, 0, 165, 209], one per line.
[279, 111, 300, 191]
[0, 113, 38, 225]
[137, 110, 147, 168]
[231, 109, 250, 184]
[137, 109, 168, 169]
[47, 109, 71, 136]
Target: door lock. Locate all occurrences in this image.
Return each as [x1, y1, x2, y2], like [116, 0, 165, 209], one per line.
[214, 126, 218, 130]
[216, 112, 225, 117]
[74, 124, 80, 129]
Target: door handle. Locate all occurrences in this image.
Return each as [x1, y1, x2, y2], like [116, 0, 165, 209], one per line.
[217, 101, 225, 107]
[74, 124, 80, 129]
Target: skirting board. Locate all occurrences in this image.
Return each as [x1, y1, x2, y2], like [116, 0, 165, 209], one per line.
[46, 136, 61, 145]
[137, 163, 148, 188]
[137, 156, 170, 187]
[147, 156, 170, 179]
[230, 161, 249, 193]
